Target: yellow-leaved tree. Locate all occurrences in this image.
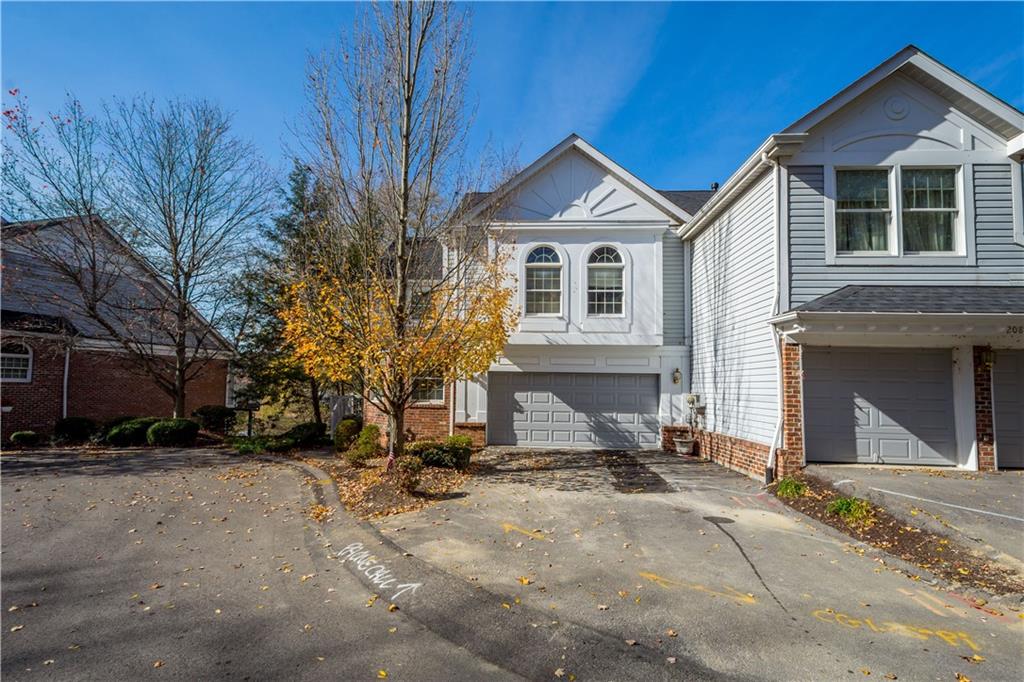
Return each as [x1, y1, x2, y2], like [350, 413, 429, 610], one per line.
[283, 0, 518, 459]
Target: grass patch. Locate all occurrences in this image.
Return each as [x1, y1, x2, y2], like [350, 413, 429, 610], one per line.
[825, 496, 874, 525]
[775, 476, 807, 499]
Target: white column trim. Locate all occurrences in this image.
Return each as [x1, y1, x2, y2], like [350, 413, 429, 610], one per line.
[951, 346, 978, 470]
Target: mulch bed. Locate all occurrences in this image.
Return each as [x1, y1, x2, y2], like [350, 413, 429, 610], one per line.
[296, 453, 469, 519]
[775, 474, 1024, 596]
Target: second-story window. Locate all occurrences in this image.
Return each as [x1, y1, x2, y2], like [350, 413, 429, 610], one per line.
[902, 168, 957, 252]
[835, 169, 890, 252]
[587, 246, 624, 315]
[525, 246, 561, 315]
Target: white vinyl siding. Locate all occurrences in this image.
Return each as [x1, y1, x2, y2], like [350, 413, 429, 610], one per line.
[690, 170, 778, 445]
[788, 164, 1024, 306]
[661, 230, 686, 346]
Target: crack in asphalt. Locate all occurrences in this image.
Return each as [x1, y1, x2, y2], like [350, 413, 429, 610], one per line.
[702, 516, 793, 618]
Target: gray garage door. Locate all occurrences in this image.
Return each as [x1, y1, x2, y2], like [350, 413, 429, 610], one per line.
[994, 350, 1024, 469]
[487, 372, 660, 449]
[804, 348, 956, 465]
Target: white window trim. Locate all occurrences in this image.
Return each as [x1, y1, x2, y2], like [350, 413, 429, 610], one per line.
[578, 242, 633, 333]
[411, 377, 445, 405]
[1012, 160, 1024, 247]
[825, 163, 976, 266]
[519, 243, 569, 333]
[584, 244, 627, 319]
[523, 245, 564, 317]
[0, 343, 33, 383]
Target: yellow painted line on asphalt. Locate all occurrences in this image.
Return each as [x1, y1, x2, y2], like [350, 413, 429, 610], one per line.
[639, 571, 757, 605]
[501, 523, 546, 541]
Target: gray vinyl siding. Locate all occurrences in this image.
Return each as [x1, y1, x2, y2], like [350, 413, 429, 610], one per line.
[690, 170, 778, 445]
[662, 230, 687, 346]
[788, 164, 1024, 307]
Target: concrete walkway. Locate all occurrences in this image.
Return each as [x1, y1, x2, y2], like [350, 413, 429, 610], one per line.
[808, 464, 1024, 571]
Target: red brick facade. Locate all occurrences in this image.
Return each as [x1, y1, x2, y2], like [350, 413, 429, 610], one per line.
[694, 429, 772, 478]
[363, 386, 452, 446]
[453, 422, 486, 447]
[973, 346, 996, 472]
[777, 341, 805, 477]
[1, 335, 229, 442]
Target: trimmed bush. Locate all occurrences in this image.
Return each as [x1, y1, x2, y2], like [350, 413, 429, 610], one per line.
[413, 435, 473, 470]
[282, 422, 326, 447]
[334, 418, 361, 452]
[106, 417, 162, 447]
[54, 417, 98, 444]
[10, 431, 40, 447]
[392, 456, 423, 493]
[146, 419, 200, 447]
[192, 405, 238, 434]
[345, 424, 382, 466]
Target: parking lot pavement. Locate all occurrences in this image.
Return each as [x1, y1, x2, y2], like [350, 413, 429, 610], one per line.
[808, 464, 1024, 570]
[0, 450, 512, 682]
[376, 449, 1024, 681]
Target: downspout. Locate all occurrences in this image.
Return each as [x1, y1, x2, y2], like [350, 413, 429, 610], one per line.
[62, 347, 70, 419]
[765, 153, 784, 485]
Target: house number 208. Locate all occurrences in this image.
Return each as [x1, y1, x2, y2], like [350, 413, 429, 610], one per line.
[1008, 326, 1024, 334]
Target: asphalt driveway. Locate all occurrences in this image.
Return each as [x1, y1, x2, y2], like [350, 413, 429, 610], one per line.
[374, 448, 1024, 681]
[1, 449, 510, 681]
[809, 464, 1024, 571]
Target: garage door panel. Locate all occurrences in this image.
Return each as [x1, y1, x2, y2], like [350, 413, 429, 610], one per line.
[994, 350, 1024, 468]
[488, 372, 659, 449]
[805, 348, 956, 465]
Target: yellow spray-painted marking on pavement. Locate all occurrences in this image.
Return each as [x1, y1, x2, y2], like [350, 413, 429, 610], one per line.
[316, 479, 333, 485]
[898, 588, 968, 618]
[502, 523, 546, 541]
[639, 571, 757, 606]
[812, 608, 981, 652]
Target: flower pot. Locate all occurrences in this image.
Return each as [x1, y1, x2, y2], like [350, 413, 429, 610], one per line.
[673, 437, 695, 456]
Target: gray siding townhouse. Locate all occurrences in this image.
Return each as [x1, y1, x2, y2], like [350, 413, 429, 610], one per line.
[680, 45, 1024, 479]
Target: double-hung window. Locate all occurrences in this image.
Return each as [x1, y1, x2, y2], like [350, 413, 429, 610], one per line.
[834, 166, 960, 257]
[524, 246, 561, 315]
[586, 246, 624, 315]
[0, 343, 32, 382]
[411, 376, 444, 403]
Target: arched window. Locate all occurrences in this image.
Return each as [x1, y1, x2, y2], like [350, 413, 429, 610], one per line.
[587, 246, 624, 315]
[1, 342, 33, 382]
[525, 246, 561, 315]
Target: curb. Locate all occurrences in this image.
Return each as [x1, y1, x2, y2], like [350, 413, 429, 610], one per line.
[259, 454, 747, 681]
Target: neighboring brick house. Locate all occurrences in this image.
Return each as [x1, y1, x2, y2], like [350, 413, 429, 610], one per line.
[1, 217, 233, 441]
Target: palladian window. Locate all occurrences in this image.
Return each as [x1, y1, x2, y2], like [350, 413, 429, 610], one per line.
[587, 246, 624, 315]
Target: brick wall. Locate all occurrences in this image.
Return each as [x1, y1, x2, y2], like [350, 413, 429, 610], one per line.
[694, 429, 772, 479]
[1, 337, 66, 441]
[1, 335, 229, 442]
[777, 341, 805, 477]
[661, 425, 692, 453]
[973, 346, 996, 472]
[453, 422, 486, 447]
[363, 386, 452, 447]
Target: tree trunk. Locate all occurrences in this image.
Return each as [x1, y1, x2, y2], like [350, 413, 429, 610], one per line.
[386, 401, 406, 470]
[309, 377, 323, 426]
[173, 361, 187, 419]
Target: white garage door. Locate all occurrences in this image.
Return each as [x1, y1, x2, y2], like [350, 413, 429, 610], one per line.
[804, 348, 957, 465]
[487, 372, 660, 449]
[994, 350, 1024, 469]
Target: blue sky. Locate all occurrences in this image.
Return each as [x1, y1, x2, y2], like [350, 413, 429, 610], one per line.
[3, 2, 1022, 191]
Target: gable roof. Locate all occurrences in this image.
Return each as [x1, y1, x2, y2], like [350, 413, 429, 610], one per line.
[1, 215, 234, 353]
[679, 45, 1024, 240]
[461, 187, 715, 221]
[464, 133, 695, 225]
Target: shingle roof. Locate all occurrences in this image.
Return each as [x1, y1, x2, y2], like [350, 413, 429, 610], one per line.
[793, 285, 1024, 314]
[655, 190, 716, 216]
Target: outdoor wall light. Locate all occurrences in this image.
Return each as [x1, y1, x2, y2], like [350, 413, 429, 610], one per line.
[672, 368, 682, 385]
[979, 348, 995, 369]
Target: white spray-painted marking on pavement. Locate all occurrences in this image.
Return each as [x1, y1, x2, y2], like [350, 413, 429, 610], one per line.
[335, 542, 423, 600]
[869, 488, 1024, 523]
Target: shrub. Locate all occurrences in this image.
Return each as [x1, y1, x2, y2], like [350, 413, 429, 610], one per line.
[264, 436, 295, 452]
[392, 456, 423, 493]
[229, 436, 267, 456]
[826, 496, 874, 525]
[281, 422, 326, 447]
[775, 477, 807, 499]
[334, 418, 361, 452]
[345, 424, 382, 466]
[146, 419, 200, 447]
[191, 405, 238, 434]
[413, 435, 473, 470]
[10, 431, 40, 447]
[106, 417, 162, 447]
[54, 417, 98, 444]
